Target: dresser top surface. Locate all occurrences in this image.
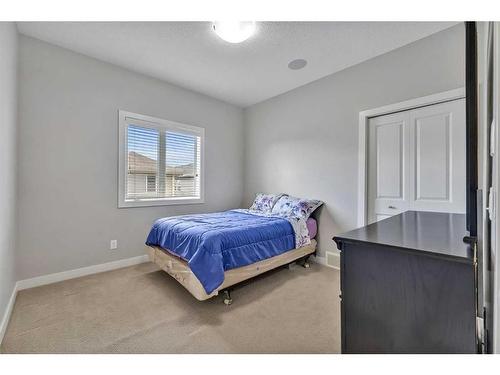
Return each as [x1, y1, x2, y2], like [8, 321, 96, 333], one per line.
[333, 211, 473, 263]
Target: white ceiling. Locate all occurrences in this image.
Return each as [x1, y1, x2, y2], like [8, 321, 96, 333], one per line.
[17, 22, 459, 108]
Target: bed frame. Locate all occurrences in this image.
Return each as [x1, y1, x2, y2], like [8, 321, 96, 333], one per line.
[146, 239, 317, 304]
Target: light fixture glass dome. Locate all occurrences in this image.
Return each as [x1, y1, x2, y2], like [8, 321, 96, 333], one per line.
[212, 21, 256, 43]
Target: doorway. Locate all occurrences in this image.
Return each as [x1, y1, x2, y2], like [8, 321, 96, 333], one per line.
[367, 99, 466, 224]
[357, 88, 466, 226]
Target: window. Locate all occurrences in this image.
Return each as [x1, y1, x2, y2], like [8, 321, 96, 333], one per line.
[146, 175, 156, 192]
[118, 111, 204, 207]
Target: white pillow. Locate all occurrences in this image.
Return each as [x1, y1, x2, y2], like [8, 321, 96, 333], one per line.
[249, 193, 286, 213]
[271, 195, 323, 220]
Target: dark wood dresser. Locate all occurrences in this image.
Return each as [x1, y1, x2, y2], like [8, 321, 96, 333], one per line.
[333, 211, 477, 353]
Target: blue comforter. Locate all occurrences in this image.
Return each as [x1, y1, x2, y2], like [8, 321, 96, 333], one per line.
[146, 210, 295, 294]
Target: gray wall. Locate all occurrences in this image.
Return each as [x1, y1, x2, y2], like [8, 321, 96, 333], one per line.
[17, 35, 244, 279]
[243, 24, 465, 259]
[0, 23, 18, 327]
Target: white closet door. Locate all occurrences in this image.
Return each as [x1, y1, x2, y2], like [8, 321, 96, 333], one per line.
[367, 111, 410, 224]
[408, 99, 466, 213]
[367, 99, 466, 223]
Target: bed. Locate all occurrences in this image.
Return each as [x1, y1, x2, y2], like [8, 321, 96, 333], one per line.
[145, 195, 322, 304]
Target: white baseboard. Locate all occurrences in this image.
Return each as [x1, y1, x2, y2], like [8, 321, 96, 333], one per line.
[313, 255, 327, 266]
[0, 283, 18, 346]
[313, 253, 340, 270]
[17, 254, 150, 291]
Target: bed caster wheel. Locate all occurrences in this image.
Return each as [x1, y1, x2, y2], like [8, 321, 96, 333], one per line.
[304, 262, 310, 268]
[223, 290, 232, 305]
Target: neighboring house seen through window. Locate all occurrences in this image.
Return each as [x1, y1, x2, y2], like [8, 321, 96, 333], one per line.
[118, 111, 204, 207]
[146, 175, 156, 192]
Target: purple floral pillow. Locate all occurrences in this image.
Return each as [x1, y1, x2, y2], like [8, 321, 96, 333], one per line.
[249, 193, 285, 213]
[271, 195, 323, 220]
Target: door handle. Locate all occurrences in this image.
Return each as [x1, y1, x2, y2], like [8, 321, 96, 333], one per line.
[388, 205, 397, 209]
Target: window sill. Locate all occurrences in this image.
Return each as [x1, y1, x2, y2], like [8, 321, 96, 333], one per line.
[118, 197, 204, 208]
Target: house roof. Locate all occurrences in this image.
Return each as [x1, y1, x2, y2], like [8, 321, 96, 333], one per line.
[128, 151, 157, 174]
[128, 151, 195, 176]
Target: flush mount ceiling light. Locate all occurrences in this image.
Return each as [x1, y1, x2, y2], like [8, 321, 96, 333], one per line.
[212, 21, 256, 43]
[288, 59, 308, 70]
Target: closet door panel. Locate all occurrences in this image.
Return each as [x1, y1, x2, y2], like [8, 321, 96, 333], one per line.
[409, 99, 466, 213]
[415, 112, 450, 200]
[368, 112, 410, 223]
[367, 98, 466, 223]
[376, 122, 404, 198]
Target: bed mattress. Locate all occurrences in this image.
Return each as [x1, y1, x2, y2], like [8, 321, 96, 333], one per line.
[146, 239, 317, 301]
[146, 210, 296, 294]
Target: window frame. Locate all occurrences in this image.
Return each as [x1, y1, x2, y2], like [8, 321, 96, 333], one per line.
[118, 110, 205, 208]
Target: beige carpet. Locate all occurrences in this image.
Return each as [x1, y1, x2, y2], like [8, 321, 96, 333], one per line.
[1, 261, 341, 353]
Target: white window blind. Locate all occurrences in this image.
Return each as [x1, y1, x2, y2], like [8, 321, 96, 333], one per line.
[118, 111, 204, 207]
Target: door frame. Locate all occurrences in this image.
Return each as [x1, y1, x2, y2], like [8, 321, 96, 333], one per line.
[492, 21, 500, 353]
[357, 87, 466, 227]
